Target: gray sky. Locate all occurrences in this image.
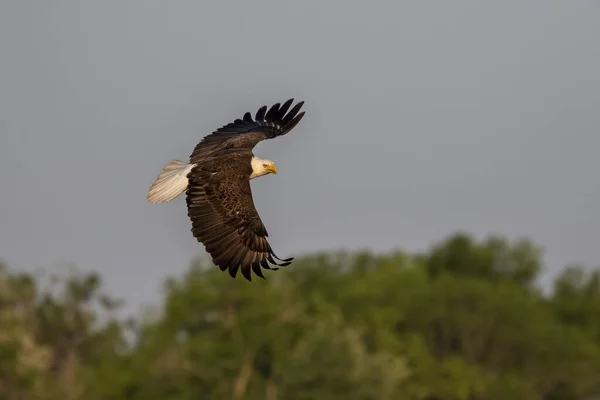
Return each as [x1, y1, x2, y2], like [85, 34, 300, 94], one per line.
[1, 1, 599, 314]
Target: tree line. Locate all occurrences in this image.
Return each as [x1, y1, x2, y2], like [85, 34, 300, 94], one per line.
[1, 232, 600, 399]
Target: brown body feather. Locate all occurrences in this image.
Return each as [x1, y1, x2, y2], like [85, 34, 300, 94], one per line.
[185, 99, 305, 281]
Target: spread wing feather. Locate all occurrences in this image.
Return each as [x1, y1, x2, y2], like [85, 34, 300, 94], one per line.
[189, 98, 305, 164]
[184, 99, 304, 281]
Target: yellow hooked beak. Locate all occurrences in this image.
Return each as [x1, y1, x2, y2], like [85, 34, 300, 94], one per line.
[266, 163, 277, 174]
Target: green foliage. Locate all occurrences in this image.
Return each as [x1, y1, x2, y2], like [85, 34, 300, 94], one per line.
[1, 232, 600, 399]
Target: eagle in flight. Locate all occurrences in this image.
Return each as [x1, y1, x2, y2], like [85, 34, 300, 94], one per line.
[147, 99, 306, 281]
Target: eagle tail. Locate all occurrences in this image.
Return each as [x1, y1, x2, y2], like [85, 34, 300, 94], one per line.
[147, 160, 195, 203]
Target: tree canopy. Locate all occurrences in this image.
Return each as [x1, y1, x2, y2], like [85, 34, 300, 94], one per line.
[1, 232, 599, 400]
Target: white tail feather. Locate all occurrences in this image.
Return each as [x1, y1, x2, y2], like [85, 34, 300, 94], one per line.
[147, 160, 195, 203]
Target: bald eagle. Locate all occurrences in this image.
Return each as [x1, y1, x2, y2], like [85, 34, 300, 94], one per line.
[147, 99, 306, 281]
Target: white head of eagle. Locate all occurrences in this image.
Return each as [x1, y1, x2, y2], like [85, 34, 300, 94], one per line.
[250, 156, 277, 179]
[146, 98, 306, 282]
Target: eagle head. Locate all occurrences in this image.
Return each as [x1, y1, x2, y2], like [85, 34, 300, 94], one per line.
[250, 156, 277, 179]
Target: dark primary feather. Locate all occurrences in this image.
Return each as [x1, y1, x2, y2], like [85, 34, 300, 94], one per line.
[185, 99, 305, 281]
[189, 98, 305, 164]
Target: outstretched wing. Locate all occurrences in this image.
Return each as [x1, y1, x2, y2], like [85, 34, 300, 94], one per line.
[189, 98, 305, 164]
[185, 152, 292, 281]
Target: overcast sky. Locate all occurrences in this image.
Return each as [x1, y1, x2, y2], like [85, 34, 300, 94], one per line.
[1, 1, 599, 315]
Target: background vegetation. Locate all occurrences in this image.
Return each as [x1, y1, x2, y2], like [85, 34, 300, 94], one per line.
[2, 232, 600, 400]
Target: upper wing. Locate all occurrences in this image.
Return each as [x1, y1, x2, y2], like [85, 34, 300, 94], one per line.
[189, 98, 305, 164]
[185, 152, 292, 281]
